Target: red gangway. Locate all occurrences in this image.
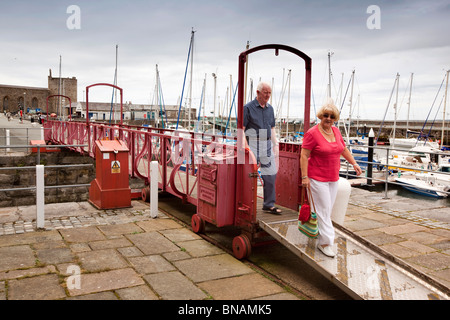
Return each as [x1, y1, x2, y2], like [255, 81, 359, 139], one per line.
[42, 45, 312, 259]
[39, 46, 450, 300]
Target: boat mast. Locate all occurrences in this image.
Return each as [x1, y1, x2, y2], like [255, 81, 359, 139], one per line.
[244, 41, 250, 104]
[392, 73, 400, 149]
[441, 70, 449, 148]
[58, 55, 62, 120]
[328, 51, 333, 99]
[212, 73, 217, 135]
[155, 64, 160, 128]
[347, 69, 355, 143]
[202, 74, 206, 132]
[285, 69, 291, 139]
[188, 28, 195, 130]
[406, 73, 413, 138]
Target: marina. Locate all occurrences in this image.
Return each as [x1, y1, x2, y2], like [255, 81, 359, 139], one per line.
[3, 63, 448, 299]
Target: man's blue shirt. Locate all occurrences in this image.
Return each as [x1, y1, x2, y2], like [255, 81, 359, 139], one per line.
[243, 99, 275, 140]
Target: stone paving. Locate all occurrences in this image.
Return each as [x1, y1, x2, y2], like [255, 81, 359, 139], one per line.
[0, 186, 449, 300]
[0, 200, 300, 300]
[344, 187, 450, 289]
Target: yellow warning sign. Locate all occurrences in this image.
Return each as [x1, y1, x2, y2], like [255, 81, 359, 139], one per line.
[111, 160, 120, 174]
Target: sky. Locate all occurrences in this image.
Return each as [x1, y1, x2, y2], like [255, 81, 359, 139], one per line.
[0, 0, 449, 122]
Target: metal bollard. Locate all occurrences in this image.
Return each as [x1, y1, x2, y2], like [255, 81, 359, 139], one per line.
[36, 165, 45, 229]
[366, 128, 375, 186]
[150, 161, 158, 218]
[6, 129, 10, 152]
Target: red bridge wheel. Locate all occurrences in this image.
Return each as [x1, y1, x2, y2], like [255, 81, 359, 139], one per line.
[141, 187, 150, 202]
[191, 214, 205, 234]
[232, 234, 251, 260]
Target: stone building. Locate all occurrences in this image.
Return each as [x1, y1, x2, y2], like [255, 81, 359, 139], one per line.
[0, 70, 77, 115]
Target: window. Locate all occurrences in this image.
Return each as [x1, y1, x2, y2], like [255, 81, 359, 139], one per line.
[32, 97, 39, 109]
[2, 96, 9, 112]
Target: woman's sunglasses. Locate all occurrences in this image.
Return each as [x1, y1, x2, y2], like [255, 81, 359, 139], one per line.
[323, 113, 336, 119]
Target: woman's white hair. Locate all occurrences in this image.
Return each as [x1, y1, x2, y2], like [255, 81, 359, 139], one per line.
[316, 98, 340, 121]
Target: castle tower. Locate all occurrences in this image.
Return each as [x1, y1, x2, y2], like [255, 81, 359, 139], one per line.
[47, 69, 77, 115]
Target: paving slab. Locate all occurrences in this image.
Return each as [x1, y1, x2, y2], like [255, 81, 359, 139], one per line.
[0, 230, 62, 247]
[405, 252, 450, 271]
[160, 228, 202, 243]
[8, 274, 66, 300]
[174, 254, 254, 283]
[126, 231, 180, 255]
[36, 247, 74, 265]
[78, 248, 129, 272]
[67, 268, 144, 297]
[97, 222, 144, 237]
[136, 218, 183, 232]
[343, 217, 387, 231]
[67, 291, 119, 300]
[177, 239, 225, 257]
[144, 271, 207, 300]
[88, 237, 133, 250]
[0, 245, 36, 272]
[198, 273, 285, 300]
[116, 285, 159, 300]
[128, 255, 176, 274]
[0, 265, 56, 281]
[377, 223, 429, 235]
[60, 226, 106, 243]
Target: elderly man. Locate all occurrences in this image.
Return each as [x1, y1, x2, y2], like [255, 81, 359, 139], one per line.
[243, 82, 281, 215]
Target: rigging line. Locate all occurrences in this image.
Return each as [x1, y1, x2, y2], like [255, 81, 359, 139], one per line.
[423, 93, 445, 146]
[195, 81, 205, 132]
[176, 32, 194, 130]
[376, 75, 398, 145]
[311, 88, 317, 124]
[110, 44, 118, 125]
[276, 72, 288, 119]
[337, 75, 352, 137]
[417, 72, 446, 144]
[157, 70, 168, 127]
[225, 82, 238, 134]
[109, 71, 116, 125]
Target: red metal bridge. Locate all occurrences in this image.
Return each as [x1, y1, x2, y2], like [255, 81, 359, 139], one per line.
[39, 44, 449, 300]
[43, 44, 311, 258]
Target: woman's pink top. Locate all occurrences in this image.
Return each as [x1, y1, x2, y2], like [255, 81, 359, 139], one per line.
[302, 125, 345, 182]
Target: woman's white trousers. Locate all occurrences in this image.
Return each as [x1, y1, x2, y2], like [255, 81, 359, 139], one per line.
[309, 179, 339, 246]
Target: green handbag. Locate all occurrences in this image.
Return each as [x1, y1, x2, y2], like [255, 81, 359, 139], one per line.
[298, 187, 319, 239]
[298, 211, 319, 238]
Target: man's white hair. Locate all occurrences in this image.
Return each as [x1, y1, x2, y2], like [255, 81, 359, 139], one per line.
[256, 82, 272, 92]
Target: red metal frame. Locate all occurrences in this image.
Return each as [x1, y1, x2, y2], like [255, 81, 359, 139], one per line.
[236, 44, 312, 221]
[46, 95, 72, 121]
[85, 83, 124, 126]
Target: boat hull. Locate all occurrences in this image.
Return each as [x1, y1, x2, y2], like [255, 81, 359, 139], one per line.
[395, 178, 447, 198]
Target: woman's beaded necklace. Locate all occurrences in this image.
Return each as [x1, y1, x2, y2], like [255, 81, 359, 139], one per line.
[319, 124, 333, 135]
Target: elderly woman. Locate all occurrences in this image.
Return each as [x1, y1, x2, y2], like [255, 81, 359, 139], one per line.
[300, 99, 362, 257]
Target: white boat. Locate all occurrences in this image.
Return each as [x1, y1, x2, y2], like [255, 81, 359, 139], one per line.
[382, 145, 439, 172]
[395, 176, 449, 198]
[389, 138, 440, 150]
[415, 163, 450, 188]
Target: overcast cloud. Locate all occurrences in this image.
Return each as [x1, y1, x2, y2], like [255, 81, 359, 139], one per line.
[1, 0, 449, 121]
